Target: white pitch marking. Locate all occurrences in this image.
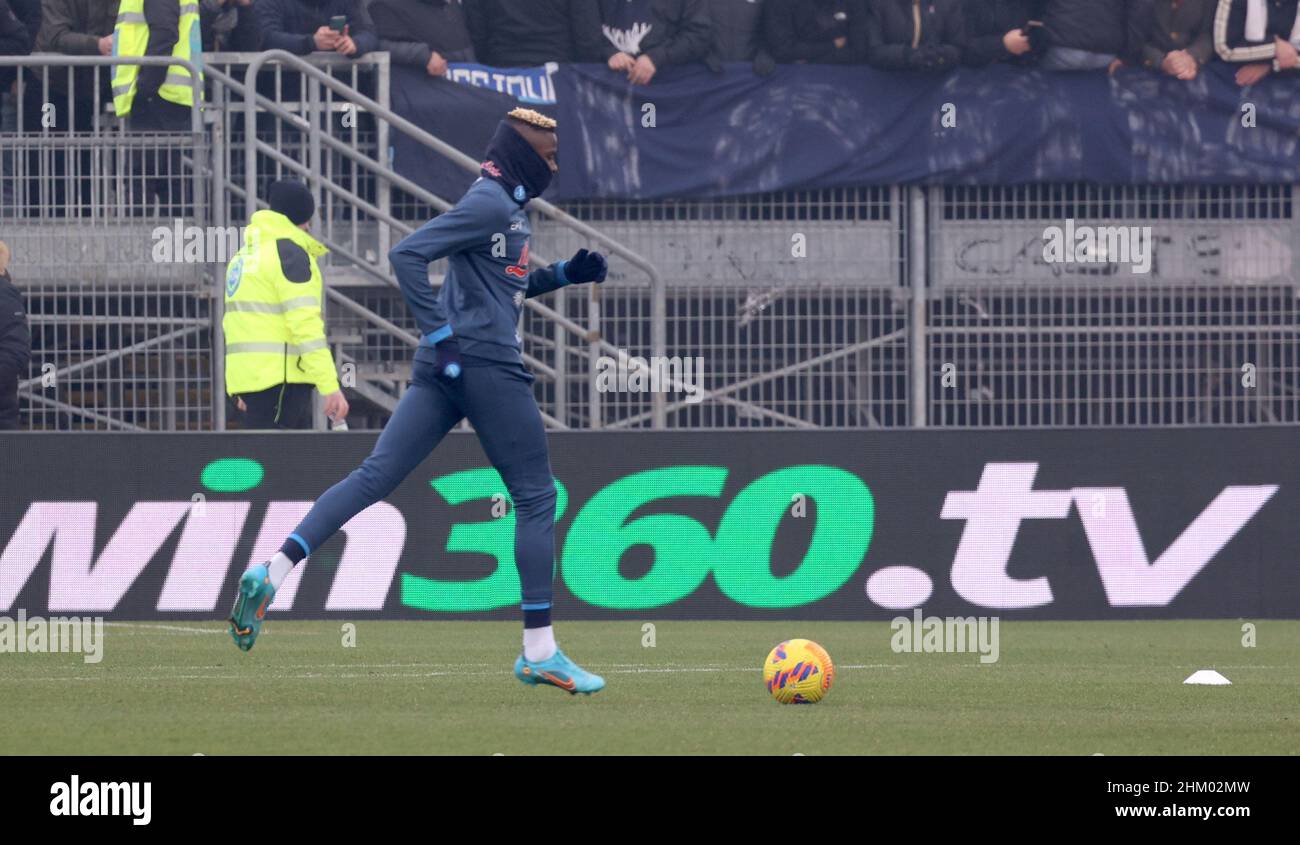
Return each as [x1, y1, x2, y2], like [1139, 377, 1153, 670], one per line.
[104, 622, 316, 636]
[1, 663, 902, 684]
[105, 623, 229, 634]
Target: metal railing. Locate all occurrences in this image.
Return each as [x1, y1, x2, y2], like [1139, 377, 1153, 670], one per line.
[2, 55, 209, 430]
[226, 49, 667, 430]
[550, 189, 909, 428]
[923, 183, 1300, 427]
[3, 53, 1297, 431]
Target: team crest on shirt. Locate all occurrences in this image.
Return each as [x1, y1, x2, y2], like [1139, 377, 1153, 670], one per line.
[513, 290, 525, 307]
[513, 185, 527, 202]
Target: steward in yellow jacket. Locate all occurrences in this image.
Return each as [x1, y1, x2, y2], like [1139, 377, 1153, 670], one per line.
[223, 180, 348, 429]
[111, 0, 202, 129]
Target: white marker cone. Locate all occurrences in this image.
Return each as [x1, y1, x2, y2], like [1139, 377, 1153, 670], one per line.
[1183, 669, 1231, 685]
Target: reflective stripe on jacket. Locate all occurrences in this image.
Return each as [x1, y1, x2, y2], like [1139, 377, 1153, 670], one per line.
[112, 0, 202, 115]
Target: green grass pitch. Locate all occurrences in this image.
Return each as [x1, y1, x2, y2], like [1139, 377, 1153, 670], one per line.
[2, 620, 1295, 755]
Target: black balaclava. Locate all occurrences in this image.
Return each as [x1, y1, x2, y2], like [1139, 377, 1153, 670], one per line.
[480, 121, 553, 205]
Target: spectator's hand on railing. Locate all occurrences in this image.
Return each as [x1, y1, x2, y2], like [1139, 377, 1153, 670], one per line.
[629, 54, 656, 85]
[1003, 29, 1031, 57]
[1275, 37, 1298, 71]
[1107, 58, 1124, 76]
[335, 25, 358, 57]
[98, 36, 114, 56]
[323, 390, 350, 423]
[314, 26, 342, 51]
[427, 51, 448, 77]
[1161, 50, 1197, 81]
[608, 52, 636, 75]
[1235, 62, 1271, 87]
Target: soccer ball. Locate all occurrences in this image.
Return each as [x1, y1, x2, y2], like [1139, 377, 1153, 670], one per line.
[763, 639, 835, 704]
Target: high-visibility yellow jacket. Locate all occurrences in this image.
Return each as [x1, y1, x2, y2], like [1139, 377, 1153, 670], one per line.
[111, 0, 203, 117]
[223, 210, 339, 397]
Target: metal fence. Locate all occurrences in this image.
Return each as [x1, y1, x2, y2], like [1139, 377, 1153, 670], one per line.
[541, 189, 910, 428]
[2, 54, 1297, 431]
[924, 183, 1300, 427]
[2, 56, 211, 430]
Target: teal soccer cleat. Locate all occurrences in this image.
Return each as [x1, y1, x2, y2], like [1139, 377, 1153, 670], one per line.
[229, 563, 275, 652]
[514, 649, 605, 695]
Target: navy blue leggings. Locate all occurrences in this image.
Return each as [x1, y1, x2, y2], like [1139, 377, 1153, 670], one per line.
[290, 358, 557, 611]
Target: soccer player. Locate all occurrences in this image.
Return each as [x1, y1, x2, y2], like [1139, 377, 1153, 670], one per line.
[228, 108, 609, 695]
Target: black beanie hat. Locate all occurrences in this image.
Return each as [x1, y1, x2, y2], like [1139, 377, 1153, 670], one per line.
[268, 180, 315, 225]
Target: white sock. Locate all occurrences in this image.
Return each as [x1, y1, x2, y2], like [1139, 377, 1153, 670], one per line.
[523, 626, 557, 662]
[267, 552, 296, 590]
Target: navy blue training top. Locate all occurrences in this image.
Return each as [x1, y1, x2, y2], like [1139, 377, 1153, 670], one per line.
[389, 177, 570, 365]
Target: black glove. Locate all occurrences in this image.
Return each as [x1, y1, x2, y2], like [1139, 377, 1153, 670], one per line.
[434, 337, 462, 380]
[565, 249, 608, 284]
[753, 51, 777, 77]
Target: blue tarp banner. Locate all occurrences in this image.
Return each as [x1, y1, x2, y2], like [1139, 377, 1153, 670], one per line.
[390, 61, 1300, 203]
[445, 62, 560, 105]
[389, 66, 559, 203]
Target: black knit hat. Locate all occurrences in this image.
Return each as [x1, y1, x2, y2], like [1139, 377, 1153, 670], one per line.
[268, 180, 315, 225]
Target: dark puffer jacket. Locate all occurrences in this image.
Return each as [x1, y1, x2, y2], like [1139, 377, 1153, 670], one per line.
[1039, 0, 1130, 56]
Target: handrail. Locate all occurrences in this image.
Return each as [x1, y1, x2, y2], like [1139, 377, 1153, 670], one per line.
[241, 49, 669, 427]
[211, 62, 577, 395]
[3, 52, 671, 429]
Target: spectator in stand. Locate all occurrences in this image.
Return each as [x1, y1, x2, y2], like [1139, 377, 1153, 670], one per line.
[201, 0, 237, 50]
[1038, 0, 1131, 71]
[257, 0, 378, 57]
[33, 0, 118, 130]
[962, 0, 1044, 67]
[0, 0, 37, 213]
[1128, 0, 1216, 80]
[0, 0, 33, 94]
[112, 0, 203, 133]
[763, 0, 864, 65]
[23, 0, 115, 216]
[201, 0, 261, 51]
[227, 0, 262, 50]
[463, 0, 606, 67]
[1213, 0, 1300, 86]
[705, 0, 775, 75]
[862, 0, 965, 71]
[0, 241, 31, 431]
[593, 0, 713, 85]
[370, 0, 474, 76]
